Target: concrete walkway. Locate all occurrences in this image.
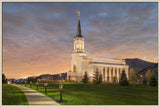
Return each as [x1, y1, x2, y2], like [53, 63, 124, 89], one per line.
[11, 84, 60, 105]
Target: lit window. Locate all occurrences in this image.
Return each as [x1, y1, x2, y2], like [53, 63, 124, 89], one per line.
[75, 43, 77, 49]
[73, 65, 76, 72]
[79, 41, 82, 49]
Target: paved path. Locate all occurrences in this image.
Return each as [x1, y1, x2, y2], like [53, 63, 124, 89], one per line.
[11, 84, 60, 105]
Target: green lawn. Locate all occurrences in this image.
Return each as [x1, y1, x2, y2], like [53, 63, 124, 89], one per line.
[18, 83, 158, 105]
[2, 84, 28, 105]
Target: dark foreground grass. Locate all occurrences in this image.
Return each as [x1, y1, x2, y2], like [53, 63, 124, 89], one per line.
[19, 83, 158, 105]
[2, 84, 28, 105]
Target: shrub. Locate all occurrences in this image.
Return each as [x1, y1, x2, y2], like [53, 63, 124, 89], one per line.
[149, 73, 157, 87]
[119, 69, 129, 86]
[93, 69, 102, 84]
[98, 73, 102, 84]
[82, 71, 89, 83]
[145, 69, 152, 81]
[143, 76, 147, 84]
[93, 69, 99, 84]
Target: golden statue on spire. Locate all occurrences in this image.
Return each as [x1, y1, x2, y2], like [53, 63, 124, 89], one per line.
[76, 11, 80, 19]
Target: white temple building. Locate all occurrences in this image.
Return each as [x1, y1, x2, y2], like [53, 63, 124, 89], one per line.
[67, 12, 129, 83]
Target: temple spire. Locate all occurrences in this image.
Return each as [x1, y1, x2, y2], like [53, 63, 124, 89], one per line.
[76, 11, 83, 38]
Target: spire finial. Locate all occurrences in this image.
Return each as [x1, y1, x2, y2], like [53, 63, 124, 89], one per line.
[76, 11, 80, 20]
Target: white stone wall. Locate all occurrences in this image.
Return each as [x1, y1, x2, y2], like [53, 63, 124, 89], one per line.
[68, 54, 129, 83]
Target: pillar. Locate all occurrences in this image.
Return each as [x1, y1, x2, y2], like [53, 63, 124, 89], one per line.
[113, 67, 115, 77]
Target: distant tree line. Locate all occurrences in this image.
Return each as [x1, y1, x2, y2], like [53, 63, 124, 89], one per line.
[129, 68, 157, 87]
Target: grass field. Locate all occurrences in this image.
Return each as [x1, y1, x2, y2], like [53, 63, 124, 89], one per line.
[18, 82, 158, 105]
[2, 84, 28, 105]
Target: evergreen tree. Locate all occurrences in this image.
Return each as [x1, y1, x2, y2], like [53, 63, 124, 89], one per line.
[2, 74, 7, 83]
[149, 73, 157, 87]
[143, 76, 147, 84]
[11, 80, 15, 83]
[82, 71, 89, 83]
[119, 69, 129, 86]
[98, 73, 102, 84]
[93, 69, 99, 84]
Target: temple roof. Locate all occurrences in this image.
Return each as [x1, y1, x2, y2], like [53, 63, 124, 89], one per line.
[89, 62, 126, 66]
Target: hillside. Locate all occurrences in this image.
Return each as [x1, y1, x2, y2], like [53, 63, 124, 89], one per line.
[124, 58, 158, 78]
[137, 63, 158, 78]
[124, 58, 156, 73]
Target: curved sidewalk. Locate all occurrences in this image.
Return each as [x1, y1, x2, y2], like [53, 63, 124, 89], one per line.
[11, 84, 60, 105]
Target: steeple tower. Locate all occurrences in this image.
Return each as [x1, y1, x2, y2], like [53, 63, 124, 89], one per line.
[73, 11, 85, 54]
[75, 11, 83, 38]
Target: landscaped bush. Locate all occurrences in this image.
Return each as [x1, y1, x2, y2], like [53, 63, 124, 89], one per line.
[143, 76, 147, 84]
[149, 73, 157, 87]
[82, 72, 89, 83]
[119, 70, 129, 86]
[93, 69, 102, 84]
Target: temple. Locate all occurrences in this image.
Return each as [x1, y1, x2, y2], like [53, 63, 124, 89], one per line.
[67, 12, 129, 82]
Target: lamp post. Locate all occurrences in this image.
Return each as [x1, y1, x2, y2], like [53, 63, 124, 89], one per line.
[36, 82, 39, 90]
[59, 84, 63, 103]
[30, 81, 32, 88]
[25, 81, 27, 87]
[44, 82, 48, 94]
[140, 75, 143, 83]
[60, 74, 62, 81]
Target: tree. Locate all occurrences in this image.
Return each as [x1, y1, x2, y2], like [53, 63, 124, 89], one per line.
[93, 69, 99, 84]
[129, 68, 137, 88]
[119, 69, 129, 86]
[98, 73, 102, 84]
[129, 68, 134, 80]
[27, 76, 36, 83]
[11, 80, 15, 83]
[2, 74, 7, 83]
[145, 69, 152, 81]
[143, 76, 147, 84]
[149, 73, 157, 87]
[82, 71, 89, 83]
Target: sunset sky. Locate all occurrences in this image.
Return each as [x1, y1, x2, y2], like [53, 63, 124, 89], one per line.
[3, 2, 158, 79]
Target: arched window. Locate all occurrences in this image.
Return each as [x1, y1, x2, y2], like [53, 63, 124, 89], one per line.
[73, 65, 76, 72]
[75, 43, 77, 49]
[79, 41, 82, 49]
